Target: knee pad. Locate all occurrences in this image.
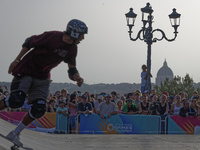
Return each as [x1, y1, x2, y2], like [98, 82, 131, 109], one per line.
[29, 99, 46, 119]
[5, 90, 26, 109]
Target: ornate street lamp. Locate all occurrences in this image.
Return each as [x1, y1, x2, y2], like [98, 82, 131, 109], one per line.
[125, 2, 181, 93]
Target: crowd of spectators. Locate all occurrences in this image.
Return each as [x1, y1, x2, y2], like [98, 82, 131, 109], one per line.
[1, 85, 200, 133]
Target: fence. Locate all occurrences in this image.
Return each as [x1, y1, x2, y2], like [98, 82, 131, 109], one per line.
[1, 111, 200, 134]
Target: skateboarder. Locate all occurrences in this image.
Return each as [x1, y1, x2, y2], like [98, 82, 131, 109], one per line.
[0, 19, 88, 147]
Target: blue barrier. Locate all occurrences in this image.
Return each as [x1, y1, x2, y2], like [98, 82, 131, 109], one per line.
[56, 114, 200, 134]
[56, 114, 68, 133]
[79, 114, 160, 134]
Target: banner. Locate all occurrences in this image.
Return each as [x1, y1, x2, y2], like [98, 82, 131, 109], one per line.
[168, 116, 200, 134]
[79, 114, 160, 134]
[0, 111, 56, 128]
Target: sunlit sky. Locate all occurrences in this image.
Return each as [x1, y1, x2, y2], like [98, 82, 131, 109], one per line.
[0, 0, 200, 84]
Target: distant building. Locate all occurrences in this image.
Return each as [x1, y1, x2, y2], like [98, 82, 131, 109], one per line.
[156, 60, 174, 85]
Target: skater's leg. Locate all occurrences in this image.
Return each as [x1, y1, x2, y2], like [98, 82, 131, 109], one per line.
[13, 113, 34, 135]
[7, 99, 46, 146]
[2, 76, 33, 110]
[22, 113, 34, 126]
[7, 77, 50, 144]
[14, 99, 47, 131]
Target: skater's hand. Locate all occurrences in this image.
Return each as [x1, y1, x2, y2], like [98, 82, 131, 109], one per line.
[76, 77, 84, 87]
[8, 60, 19, 74]
[73, 73, 84, 87]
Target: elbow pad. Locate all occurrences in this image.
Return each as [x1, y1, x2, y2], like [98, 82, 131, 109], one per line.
[22, 37, 31, 49]
[68, 67, 79, 81]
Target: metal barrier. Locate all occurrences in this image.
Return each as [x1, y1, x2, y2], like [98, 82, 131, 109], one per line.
[56, 114, 200, 134]
[55, 114, 68, 134]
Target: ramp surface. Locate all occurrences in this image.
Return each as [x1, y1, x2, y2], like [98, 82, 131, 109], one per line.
[0, 118, 200, 150]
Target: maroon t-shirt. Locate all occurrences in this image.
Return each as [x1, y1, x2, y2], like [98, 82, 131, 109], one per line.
[12, 31, 77, 79]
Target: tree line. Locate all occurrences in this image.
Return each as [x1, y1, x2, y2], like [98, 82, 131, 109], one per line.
[154, 74, 200, 99]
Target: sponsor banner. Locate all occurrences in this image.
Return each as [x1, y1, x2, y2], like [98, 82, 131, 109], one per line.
[168, 116, 200, 134]
[0, 111, 56, 128]
[79, 114, 160, 134]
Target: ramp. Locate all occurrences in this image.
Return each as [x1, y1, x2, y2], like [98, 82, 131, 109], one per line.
[0, 118, 199, 150]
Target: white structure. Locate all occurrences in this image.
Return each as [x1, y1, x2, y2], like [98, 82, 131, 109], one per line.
[156, 60, 174, 85]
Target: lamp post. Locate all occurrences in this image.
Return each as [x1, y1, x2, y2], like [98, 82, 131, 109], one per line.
[125, 2, 181, 93]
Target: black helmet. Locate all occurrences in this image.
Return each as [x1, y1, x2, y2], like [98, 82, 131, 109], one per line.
[65, 19, 88, 39]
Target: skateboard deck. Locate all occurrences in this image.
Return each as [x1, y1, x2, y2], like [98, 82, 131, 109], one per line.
[0, 133, 33, 150]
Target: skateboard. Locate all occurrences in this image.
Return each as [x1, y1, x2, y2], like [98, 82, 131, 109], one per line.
[0, 133, 33, 150]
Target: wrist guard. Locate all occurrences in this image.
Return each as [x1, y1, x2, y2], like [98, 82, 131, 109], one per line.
[68, 67, 79, 81]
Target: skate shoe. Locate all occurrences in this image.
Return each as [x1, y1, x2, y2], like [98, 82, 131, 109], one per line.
[6, 130, 23, 147]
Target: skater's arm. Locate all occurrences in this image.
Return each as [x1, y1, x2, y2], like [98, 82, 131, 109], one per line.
[68, 64, 84, 87]
[68, 63, 83, 86]
[8, 47, 29, 74]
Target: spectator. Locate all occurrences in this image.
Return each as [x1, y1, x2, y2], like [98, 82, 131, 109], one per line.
[170, 95, 182, 116]
[90, 94, 95, 102]
[138, 95, 150, 115]
[179, 91, 185, 101]
[77, 93, 82, 103]
[94, 95, 103, 113]
[190, 98, 198, 112]
[120, 96, 126, 106]
[77, 94, 93, 134]
[126, 93, 134, 101]
[148, 95, 153, 103]
[135, 89, 142, 96]
[47, 99, 56, 112]
[55, 95, 64, 109]
[51, 96, 58, 108]
[190, 91, 198, 101]
[77, 94, 93, 115]
[141, 64, 152, 94]
[168, 95, 174, 113]
[134, 92, 142, 108]
[111, 94, 118, 104]
[121, 99, 138, 115]
[158, 94, 169, 116]
[152, 95, 159, 102]
[60, 89, 68, 103]
[143, 90, 149, 97]
[179, 100, 197, 117]
[97, 94, 118, 119]
[85, 92, 94, 108]
[151, 89, 156, 96]
[163, 91, 169, 100]
[116, 100, 123, 114]
[68, 94, 78, 134]
[47, 93, 53, 102]
[56, 100, 68, 116]
[149, 94, 160, 115]
[54, 90, 61, 100]
[111, 91, 117, 97]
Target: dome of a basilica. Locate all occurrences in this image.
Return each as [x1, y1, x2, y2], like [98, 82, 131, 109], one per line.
[156, 60, 174, 85]
[156, 60, 173, 77]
